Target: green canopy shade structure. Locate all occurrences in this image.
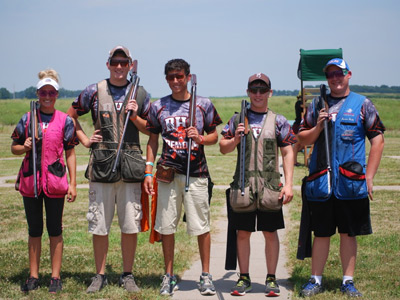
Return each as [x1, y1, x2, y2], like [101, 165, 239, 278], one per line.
[297, 48, 343, 81]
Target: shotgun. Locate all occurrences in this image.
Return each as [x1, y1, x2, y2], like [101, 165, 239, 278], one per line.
[112, 60, 139, 173]
[319, 84, 331, 194]
[239, 99, 247, 196]
[30, 100, 38, 198]
[185, 74, 197, 192]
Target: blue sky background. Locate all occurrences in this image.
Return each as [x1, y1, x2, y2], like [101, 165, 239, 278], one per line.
[0, 0, 399, 98]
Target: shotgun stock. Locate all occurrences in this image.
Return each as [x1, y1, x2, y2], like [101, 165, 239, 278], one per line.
[320, 84, 331, 194]
[239, 99, 247, 196]
[112, 60, 139, 173]
[185, 74, 197, 192]
[30, 100, 38, 198]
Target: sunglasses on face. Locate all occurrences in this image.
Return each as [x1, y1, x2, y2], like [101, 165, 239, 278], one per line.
[109, 59, 130, 67]
[248, 87, 270, 94]
[325, 69, 348, 79]
[166, 73, 186, 81]
[38, 90, 58, 97]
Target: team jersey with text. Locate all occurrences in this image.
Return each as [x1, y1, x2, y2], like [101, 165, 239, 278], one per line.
[146, 95, 222, 177]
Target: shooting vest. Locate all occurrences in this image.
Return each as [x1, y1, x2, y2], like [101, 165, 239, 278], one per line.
[305, 92, 368, 201]
[229, 110, 282, 212]
[85, 80, 146, 183]
[16, 110, 69, 198]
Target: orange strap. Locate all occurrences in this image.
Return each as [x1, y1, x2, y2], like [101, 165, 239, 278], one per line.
[149, 174, 161, 243]
[140, 181, 149, 232]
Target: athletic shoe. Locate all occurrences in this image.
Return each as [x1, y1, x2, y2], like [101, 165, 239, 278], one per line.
[199, 273, 216, 295]
[231, 275, 252, 296]
[119, 274, 140, 292]
[340, 280, 362, 297]
[160, 274, 179, 296]
[21, 277, 39, 292]
[300, 278, 323, 297]
[48, 277, 62, 293]
[265, 276, 280, 297]
[86, 274, 108, 293]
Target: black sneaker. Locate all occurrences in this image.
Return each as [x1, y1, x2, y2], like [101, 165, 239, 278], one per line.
[86, 274, 108, 293]
[48, 277, 62, 293]
[231, 275, 252, 296]
[21, 277, 39, 292]
[119, 274, 140, 292]
[300, 278, 324, 297]
[199, 273, 216, 295]
[340, 280, 362, 297]
[265, 276, 280, 297]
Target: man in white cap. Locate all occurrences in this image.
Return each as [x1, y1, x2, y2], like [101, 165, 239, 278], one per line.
[298, 58, 385, 297]
[67, 45, 151, 293]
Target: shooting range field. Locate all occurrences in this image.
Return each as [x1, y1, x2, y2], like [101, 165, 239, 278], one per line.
[0, 95, 399, 299]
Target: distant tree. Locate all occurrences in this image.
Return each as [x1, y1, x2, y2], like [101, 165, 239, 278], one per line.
[0, 88, 12, 99]
[24, 86, 37, 99]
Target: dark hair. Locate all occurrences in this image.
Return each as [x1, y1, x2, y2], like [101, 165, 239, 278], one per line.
[164, 59, 190, 76]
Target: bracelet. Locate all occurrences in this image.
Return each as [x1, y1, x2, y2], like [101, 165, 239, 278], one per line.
[145, 171, 152, 174]
[146, 161, 154, 166]
[144, 173, 153, 177]
[130, 115, 138, 121]
[198, 135, 204, 145]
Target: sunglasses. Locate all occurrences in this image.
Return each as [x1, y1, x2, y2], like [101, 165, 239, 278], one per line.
[166, 73, 186, 81]
[248, 87, 270, 94]
[109, 59, 130, 67]
[325, 69, 348, 79]
[38, 90, 58, 97]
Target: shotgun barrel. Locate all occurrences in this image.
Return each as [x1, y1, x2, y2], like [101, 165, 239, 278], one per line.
[320, 84, 331, 194]
[30, 100, 38, 198]
[185, 74, 197, 192]
[239, 99, 247, 196]
[112, 60, 139, 173]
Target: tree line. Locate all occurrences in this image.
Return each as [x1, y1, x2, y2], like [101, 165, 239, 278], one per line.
[0, 85, 399, 99]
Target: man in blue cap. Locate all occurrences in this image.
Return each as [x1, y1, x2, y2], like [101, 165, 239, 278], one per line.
[297, 58, 385, 297]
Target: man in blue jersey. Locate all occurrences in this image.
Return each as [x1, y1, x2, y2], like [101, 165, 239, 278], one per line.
[298, 58, 385, 297]
[144, 59, 222, 296]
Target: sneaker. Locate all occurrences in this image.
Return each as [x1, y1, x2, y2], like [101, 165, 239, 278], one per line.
[199, 273, 216, 295]
[21, 277, 39, 292]
[48, 277, 62, 293]
[300, 278, 323, 297]
[265, 276, 280, 297]
[119, 274, 140, 292]
[340, 280, 362, 297]
[86, 274, 108, 293]
[231, 275, 252, 296]
[160, 274, 179, 296]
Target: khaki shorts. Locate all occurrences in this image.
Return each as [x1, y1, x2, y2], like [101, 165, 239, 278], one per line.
[155, 173, 210, 236]
[87, 181, 142, 235]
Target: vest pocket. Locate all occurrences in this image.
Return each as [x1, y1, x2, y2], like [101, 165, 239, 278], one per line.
[121, 150, 145, 182]
[91, 149, 121, 183]
[305, 169, 332, 201]
[15, 158, 37, 196]
[229, 185, 256, 213]
[336, 161, 368, 199]
[47, 160, 68, 195]
[259, 177, 282, 211]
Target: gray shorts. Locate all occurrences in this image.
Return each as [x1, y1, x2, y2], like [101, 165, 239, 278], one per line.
[87, 181, 142, 235]
[155, 173, 210, 236]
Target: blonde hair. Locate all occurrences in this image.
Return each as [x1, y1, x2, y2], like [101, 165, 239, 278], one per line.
[38, 69, 60, 83]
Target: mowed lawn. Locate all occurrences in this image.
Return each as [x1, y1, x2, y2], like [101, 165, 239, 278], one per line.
[0, 95, 399, 299]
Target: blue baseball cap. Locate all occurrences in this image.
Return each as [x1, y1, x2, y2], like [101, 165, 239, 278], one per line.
[323, 58, 350, 72]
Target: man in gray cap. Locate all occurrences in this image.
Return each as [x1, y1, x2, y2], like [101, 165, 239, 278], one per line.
[220, 73, 295, 297]
[67, 45, 151, 293]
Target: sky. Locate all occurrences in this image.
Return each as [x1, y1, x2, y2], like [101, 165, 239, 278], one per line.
[0, 0, 399, 98]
